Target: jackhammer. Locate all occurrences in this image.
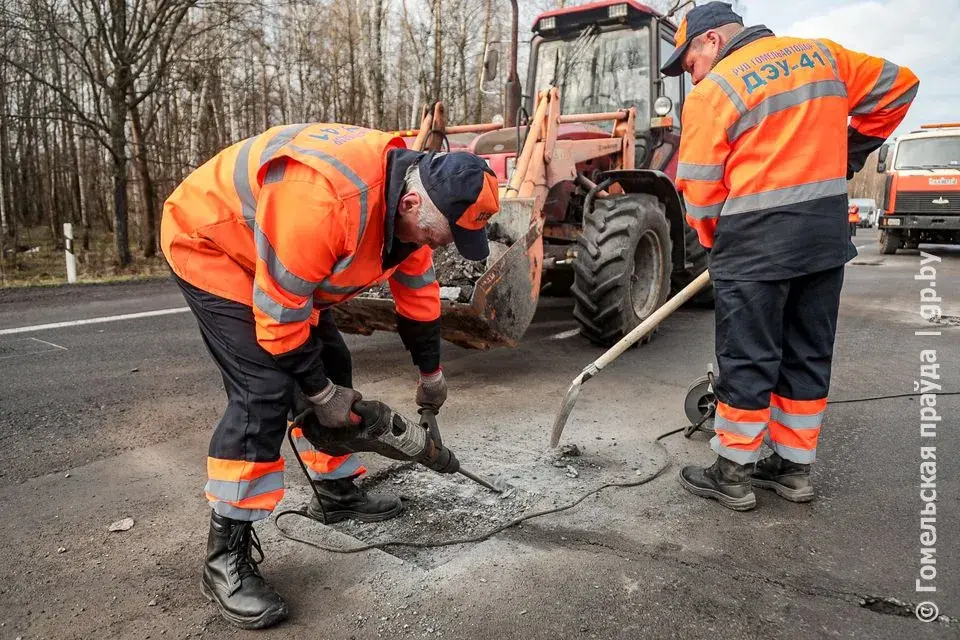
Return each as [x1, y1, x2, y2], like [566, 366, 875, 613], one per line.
[291, 399, 501, 522]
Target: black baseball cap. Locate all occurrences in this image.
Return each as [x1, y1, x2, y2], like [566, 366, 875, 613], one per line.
[417, 152, 500, 261]
[660, 1, 744, 77]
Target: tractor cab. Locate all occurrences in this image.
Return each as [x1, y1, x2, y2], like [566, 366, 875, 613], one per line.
[479, 0, 686, 179]
[333, 0, 710, 350]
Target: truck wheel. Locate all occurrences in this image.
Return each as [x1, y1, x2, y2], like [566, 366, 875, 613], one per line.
[572, 194, 671, 347]
[671, 224, 715, 307]
[879, 230, 901, 255]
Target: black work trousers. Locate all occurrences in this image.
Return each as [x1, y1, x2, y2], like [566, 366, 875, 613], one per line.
[710, 266, 844, 465]
[177, 277, 361, 521]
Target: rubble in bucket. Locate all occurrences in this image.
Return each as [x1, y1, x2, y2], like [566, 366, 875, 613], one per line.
[365, 240, 510, 303]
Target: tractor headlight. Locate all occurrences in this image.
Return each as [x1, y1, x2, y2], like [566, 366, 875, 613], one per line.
[538, 16, 556, 31]
[608, 3, 628, 18]
[654, 96, 673, 117]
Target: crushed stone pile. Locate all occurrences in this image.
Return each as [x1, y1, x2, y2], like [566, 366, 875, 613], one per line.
[362, 241, 509, 303]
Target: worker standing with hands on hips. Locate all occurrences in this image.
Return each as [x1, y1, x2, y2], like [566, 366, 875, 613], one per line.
[662, 2, 918, 510]
[161, 124, 499, 629]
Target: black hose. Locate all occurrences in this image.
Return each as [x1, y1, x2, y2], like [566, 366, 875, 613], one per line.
[584, 177, 614, 215]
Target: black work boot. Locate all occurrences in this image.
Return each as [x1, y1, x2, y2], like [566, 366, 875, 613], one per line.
[201, 511, 288, 630]
[751, 452, 814, 502]
[306, 477, 403, 523]
[679, 456, 757, 511]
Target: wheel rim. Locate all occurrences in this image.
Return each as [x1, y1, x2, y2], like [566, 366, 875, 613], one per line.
[630, 230, 664, 318]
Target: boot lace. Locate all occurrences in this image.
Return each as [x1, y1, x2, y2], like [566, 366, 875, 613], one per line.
[227, 522, 265, 582]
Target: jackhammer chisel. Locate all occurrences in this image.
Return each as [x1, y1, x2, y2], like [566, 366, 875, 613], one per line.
[294, 400, 501, 493]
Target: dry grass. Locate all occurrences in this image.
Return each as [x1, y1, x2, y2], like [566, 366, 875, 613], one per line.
[0, 226, 170, 288]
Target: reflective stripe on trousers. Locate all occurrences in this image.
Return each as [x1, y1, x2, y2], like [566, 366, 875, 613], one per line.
[767, 393, 823, 464]
[711, 397, 824, 465]
[710, 403, 769, 465]
[205, 457, 286, 522]
[290, 427, 367, 481]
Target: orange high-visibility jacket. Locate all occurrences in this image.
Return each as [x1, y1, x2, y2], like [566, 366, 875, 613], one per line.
[161, 124, 441, 382]
[676, 27, 918, 279]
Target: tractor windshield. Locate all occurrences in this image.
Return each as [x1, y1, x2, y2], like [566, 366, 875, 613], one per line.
[534, 26, 651, 123]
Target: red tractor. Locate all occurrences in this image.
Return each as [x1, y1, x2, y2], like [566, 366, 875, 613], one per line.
[334, 0, 709, 349]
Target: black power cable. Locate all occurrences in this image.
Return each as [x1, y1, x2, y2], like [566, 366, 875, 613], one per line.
[275, 439, 673, 554]
[274, 390, 959, 554]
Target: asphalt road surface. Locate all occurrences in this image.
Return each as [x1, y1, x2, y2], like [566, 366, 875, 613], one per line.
[1, 230, 958, 639]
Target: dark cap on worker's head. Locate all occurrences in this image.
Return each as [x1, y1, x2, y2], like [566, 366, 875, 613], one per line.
[660, 1, 743, 77]
[416, 151, 500, 261]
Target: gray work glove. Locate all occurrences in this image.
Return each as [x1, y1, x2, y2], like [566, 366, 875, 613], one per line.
[415, 368, 448, 411]
[308, 382, 362, 428]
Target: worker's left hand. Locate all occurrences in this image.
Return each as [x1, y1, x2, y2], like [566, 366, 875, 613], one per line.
[416, 368, 447, 411]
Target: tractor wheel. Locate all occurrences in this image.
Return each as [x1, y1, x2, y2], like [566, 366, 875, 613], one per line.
[572, 194, 671, 347]
[879, 230, 901, 255]
[671, 224, 715, 307]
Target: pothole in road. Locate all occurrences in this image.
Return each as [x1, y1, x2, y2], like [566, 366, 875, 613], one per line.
[927, 315, 960, 327]
[280, 438, 661, 570]
[860, 595, 957, 625]
[329, 464, 536, 569]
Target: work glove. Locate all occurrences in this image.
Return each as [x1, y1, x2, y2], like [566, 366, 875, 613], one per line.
[415, 368, 447, 411]
[308, 381, 362, 429]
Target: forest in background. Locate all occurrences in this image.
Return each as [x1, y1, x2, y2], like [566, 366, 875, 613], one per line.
[0, 0, 882, 285]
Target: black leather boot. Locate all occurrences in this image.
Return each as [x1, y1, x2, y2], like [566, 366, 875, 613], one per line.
[751, 452, 814, 502]
[306, 477, 403, 523]
[679, 456, 757, 511]
[201, 511, 288, 629]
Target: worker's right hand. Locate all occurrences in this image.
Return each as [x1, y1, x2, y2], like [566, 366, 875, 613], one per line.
[307, 381, 362, 429]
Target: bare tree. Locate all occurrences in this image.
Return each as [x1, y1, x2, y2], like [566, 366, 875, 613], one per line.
[7, 0, 196, 265]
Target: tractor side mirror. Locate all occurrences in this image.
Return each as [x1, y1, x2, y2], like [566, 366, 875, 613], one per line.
[482, 45, 500, 84]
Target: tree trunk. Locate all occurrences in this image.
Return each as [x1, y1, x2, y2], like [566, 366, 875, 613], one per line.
[0, 62, 9, 238]
[372, 0, 385, 128]
[129, 99, 158, 258]
[475, 0, 493, 122]
[432, 0, 442, 100]
[110, 85, 131, 266]
[458, 11, 468, 122]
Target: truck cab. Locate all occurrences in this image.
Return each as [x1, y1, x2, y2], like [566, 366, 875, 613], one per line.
[877, 122, 960, 254]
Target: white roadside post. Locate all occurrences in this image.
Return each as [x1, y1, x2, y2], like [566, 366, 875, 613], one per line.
[64, 223, 77, 284]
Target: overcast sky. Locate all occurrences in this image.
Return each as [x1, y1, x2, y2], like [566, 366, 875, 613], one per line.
[740, 0, 959, 138]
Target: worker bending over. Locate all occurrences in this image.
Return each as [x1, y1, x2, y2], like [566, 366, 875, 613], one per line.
[162, 124, 499, 628]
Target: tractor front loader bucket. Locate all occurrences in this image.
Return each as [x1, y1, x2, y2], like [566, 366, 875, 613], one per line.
[332, 197, 544, 350]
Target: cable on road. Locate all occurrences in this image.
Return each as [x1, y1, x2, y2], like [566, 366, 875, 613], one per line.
[275, 441, 673, 554]
[825, 391, 960, 404]
[274, 390, 959, 554]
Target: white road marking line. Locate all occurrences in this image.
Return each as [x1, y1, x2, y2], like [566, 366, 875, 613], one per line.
[0, 307, 190, 336]
[548, 328, 581, 341]
[30, 337, 68, 351]
[0, 337, 68, 360]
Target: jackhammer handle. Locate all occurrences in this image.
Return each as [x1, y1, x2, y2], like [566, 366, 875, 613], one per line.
[593, 270, 712, 373]
[418, 408, 443, 447]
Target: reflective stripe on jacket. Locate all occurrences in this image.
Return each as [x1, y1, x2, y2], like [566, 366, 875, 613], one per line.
[161, 124, 441, 358]
[676, 27, 918, 280]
